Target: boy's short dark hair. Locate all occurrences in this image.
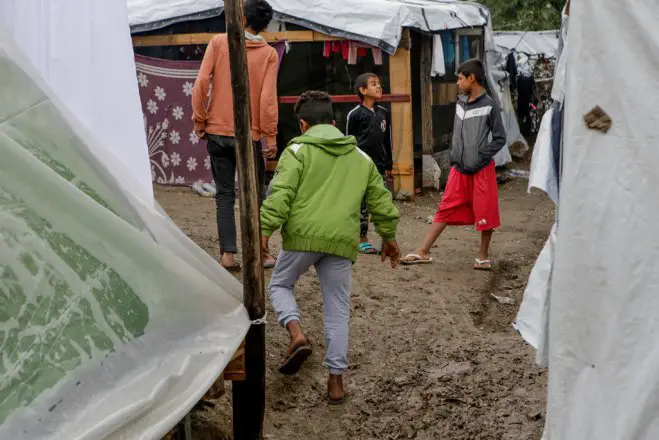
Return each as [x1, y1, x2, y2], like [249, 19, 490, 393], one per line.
[458, 59, 486, 86]
[244, 0, 274, 34]
[294, 91, 334, 126]
[355, 73, 379, 102]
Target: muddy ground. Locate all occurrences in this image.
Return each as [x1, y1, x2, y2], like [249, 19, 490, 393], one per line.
[156, 176, 553, 440]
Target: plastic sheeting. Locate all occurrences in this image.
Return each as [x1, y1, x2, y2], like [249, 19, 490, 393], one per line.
[0, 0, 153, 204]
[513, 223, 555, 364]
[128, 0, 223, 34]
[544, 0, 659, 438]
[128, 0, 488, 54]
[0, 31, 249, 440]
[483, 19, 523, 166]
[493, 31, 559, 58]
[528, 108, 559, 204]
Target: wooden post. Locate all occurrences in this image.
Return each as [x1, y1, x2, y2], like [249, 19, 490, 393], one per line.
[389, 30, 415, 200]
[420, 33, 434, 156]
[224, 0, 266, 439]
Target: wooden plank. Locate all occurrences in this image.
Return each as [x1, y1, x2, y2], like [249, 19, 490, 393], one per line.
[278, 94, 410, 105]
[419, 33, 434, 156]
[223, 340, 246, 381]
[388, 30, 414, 200]
[132, 30, 341, 47]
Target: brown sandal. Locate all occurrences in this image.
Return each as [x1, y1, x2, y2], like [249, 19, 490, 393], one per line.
[221, 262, 242, 273]
[278, 345, 312, 376]
[327, 394, 345, 405]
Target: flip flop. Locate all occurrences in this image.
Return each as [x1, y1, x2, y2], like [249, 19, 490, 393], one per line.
[221, 262, 242, 273]
[358, 242, 379, 255]
[473, 259, 492, 271]
[264, 258, 277, 269]
[400, 254, 433, 265]
[278, 345, 312, 376]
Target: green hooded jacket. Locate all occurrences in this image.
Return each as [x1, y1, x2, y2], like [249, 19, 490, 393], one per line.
[261, 124, 399, 262]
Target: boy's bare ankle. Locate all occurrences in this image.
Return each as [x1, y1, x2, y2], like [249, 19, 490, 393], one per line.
[285, 320, 307, 351]
[327, 374, 344, 399]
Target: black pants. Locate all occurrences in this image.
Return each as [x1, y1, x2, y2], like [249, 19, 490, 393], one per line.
[207, 135, 265, 254]
[360, 172, 387, 238]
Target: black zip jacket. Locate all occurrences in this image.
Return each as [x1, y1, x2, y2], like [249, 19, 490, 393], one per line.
[345, 104, 393, 174]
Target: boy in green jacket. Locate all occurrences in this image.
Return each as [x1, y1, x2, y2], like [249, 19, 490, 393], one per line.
[261, 90, 400, 404]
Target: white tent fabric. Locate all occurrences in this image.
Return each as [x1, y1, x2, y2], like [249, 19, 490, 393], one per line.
[528, 107, 559, 205]
[0, 30, 249, 440]
[493, 31, 559, 59]
[128, 0, 223, 34]
[0, 0, 153, 204]
[542, 0, 659, 438]
[127, 0, 489, 54]
[514, 5, 568, 369]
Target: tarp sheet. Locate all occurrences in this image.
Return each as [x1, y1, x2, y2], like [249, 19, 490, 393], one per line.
[483, 20, 525, 165]
[544, 0, 659, 438]
[0, 31, 249, 440]
[493, 31, 559, 58]
[128, 0, 223, 34]
[127, 0, 489, 54]
[0, 0, 153, 204]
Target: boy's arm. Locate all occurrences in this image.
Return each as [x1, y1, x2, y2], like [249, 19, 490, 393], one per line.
[384, 110, 394, 172]
[364, 163, 399, 242]
[345, 107, 360, 137]
[478, 104, 507, 167]
[260, 50, 280, 148]
[260, 147, 303, 237]
[192, 37, 217, 134]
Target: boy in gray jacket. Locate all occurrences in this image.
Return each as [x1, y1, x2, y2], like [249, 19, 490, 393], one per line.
[401, 59, 506, 270]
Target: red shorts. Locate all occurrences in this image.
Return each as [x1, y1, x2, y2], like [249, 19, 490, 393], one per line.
[433, 162, 500, 231]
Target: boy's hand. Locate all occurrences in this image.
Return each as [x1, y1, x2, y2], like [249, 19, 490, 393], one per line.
[263, 144, 277, 159]
[385, 170, 393, 181]
[381, 241, 401, 269]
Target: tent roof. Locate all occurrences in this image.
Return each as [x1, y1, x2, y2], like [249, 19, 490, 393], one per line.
[127, 0, 222, 34]
[493, 30, 559, 58]
[127, 0, 490, 54]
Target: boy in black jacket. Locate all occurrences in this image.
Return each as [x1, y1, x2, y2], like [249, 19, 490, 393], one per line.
[401, 59, 506, 270]
[346, 73, 393, 255]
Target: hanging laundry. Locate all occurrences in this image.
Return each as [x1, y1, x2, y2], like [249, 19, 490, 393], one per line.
[505, 51, 518, 91]
[348, 41, 382, 65]
[440, 32, 455, 66]
[517, 75, 536, 136]
[460, 35, 470, 62]
[431, 34, 446, 77]
[323, 40, 350, 60]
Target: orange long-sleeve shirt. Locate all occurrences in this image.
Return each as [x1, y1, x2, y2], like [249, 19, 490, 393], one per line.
[192, 34, 279, 146]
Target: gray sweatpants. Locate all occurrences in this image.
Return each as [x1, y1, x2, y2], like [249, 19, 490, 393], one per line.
[269, 250, 352, 375]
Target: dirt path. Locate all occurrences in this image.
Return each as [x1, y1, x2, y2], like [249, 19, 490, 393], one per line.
[156, 177, 553, 440]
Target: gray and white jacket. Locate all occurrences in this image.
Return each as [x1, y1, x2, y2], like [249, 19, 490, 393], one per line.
[450, 92, 507, 174]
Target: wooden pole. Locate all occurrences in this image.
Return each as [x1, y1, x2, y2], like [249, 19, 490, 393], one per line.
[389, 29, 415, 200]
[224, 0, 266, 439]
[420, 33, 434, 157]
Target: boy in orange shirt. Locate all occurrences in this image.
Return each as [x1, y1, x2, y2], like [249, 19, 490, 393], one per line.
[192, 0, 278, 271]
